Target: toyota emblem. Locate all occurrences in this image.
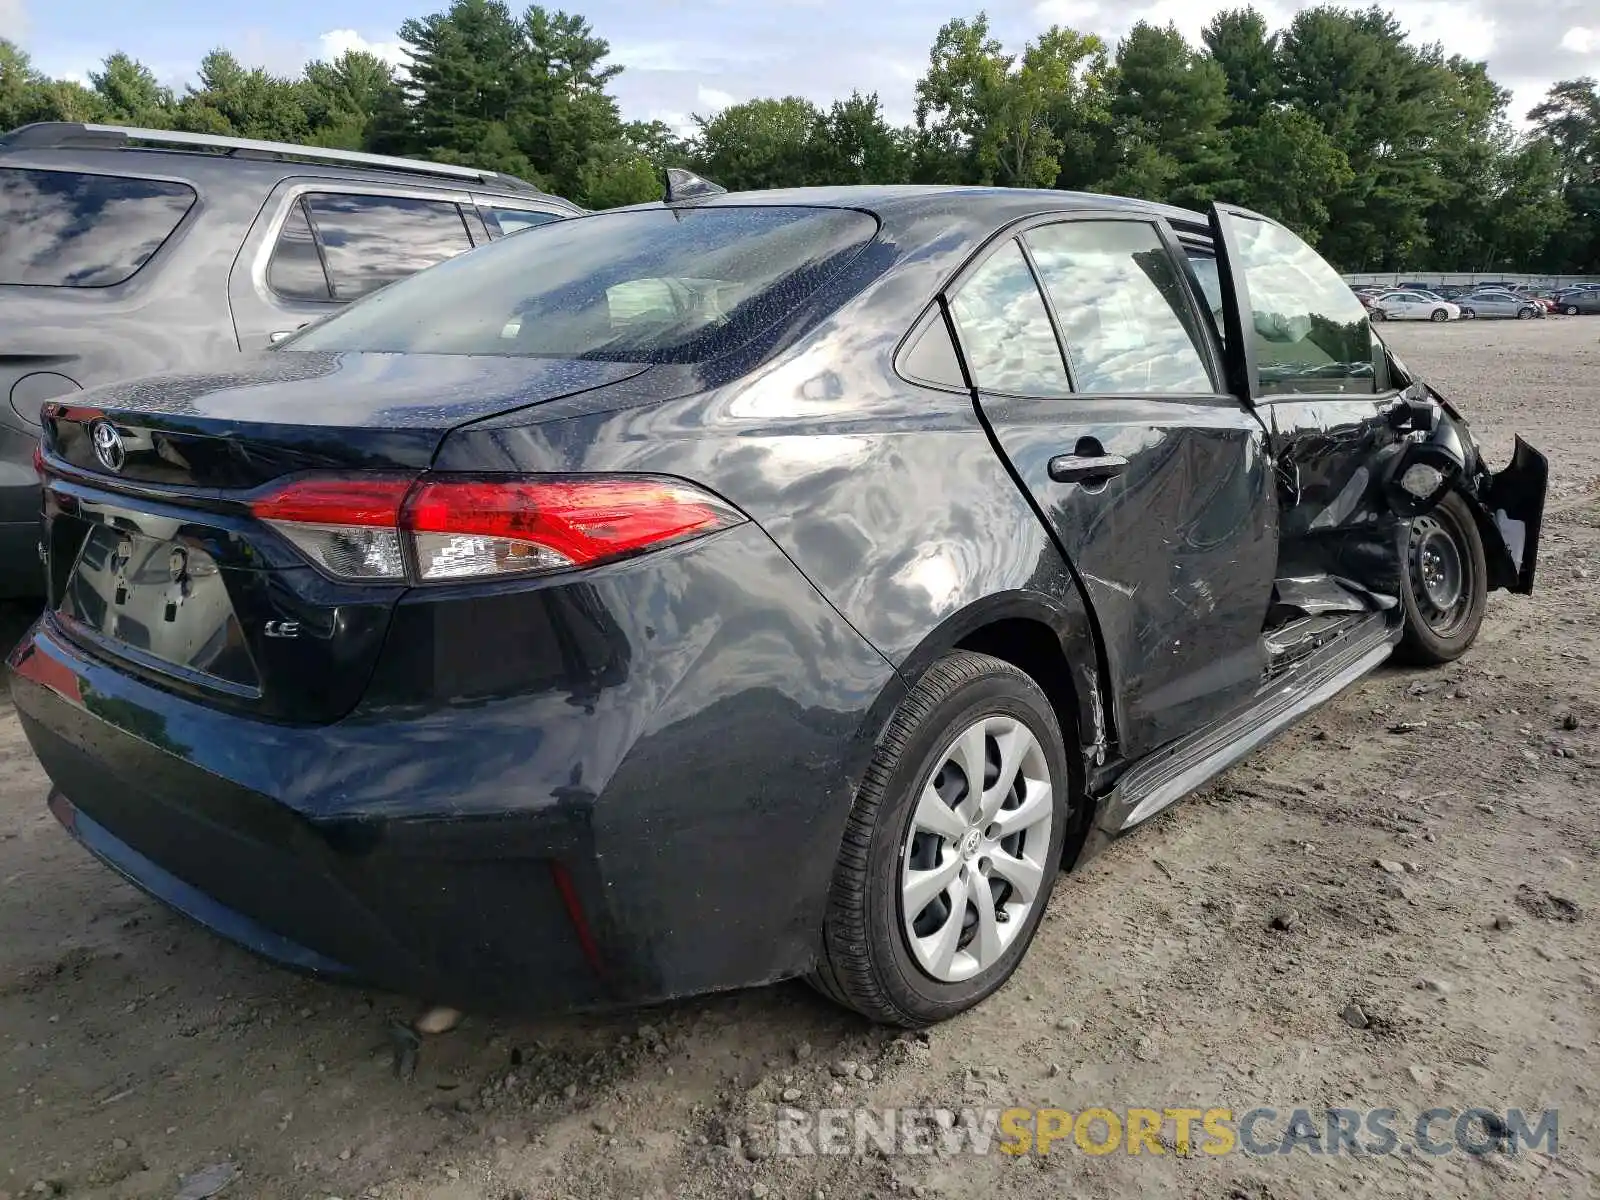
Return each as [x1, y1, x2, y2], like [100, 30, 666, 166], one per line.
[91, 420, 126, 473]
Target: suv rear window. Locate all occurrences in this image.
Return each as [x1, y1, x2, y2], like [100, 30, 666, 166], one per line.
[0, 168, 196, 287]
[289, 206, 878, 363]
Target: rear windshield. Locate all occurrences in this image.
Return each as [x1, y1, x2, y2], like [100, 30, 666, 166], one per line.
[0, 168, 196, 287]
[288, 205, 878, 363]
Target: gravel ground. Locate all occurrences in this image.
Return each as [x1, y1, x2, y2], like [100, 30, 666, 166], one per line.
[1, 317, 1597, 1200]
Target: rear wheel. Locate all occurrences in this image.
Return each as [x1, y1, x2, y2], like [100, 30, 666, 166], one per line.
[1395, 491, 1488, 666]
[812, 651, 1070, 1026]
[1430, 308, 1449, 322]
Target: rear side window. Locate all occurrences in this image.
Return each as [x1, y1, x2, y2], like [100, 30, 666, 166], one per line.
[0, 168, 195, 287]
[302, 194, 474, 301]
[485, 207, 563, 236]
[1226, 216, 1376, 396]
[290, 206, 878, 363]
[267, 200, 332, 302]
[1025, 221, 1214, 394]
[947, 240, 1069, 396]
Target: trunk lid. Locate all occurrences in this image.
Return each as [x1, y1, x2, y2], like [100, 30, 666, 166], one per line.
[37, 351, 648, 724]
[44, 351, 646, 487]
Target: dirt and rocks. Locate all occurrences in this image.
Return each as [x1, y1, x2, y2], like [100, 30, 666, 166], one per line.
[1, 317, 1597, 1199]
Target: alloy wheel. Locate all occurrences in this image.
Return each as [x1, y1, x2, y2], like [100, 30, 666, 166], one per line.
[900, 714, 1054, 983]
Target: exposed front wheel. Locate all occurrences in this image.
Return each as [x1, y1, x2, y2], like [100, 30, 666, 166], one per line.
[1431, 308, 1449, 322]
[1395, 492, 1488, 666]
[811, 651, 1071, 1026]
[1517, 307, 1535, 320]
[1371, 309, 1387, 322]
[1461, 307, 1476, 319]
[1565, 305, 1580, 316]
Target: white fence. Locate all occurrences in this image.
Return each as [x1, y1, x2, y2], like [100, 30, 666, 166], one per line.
[1343, 272, 1600, 289]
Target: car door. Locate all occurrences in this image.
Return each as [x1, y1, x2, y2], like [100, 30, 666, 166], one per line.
[1398, 292, 1430, 318]
[1206, 204, 1408, 594]
[229, 183, 483, 350]
[949, 212, 1278, 758]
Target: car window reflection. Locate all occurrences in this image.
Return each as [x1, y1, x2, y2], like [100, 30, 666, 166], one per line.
[1231, 217, 1375, 396]
[0, 168, 196, 287]
[303, 194, 475, 301]
[1027, 221, 1214, 395]
[948, 240, 1069, 397]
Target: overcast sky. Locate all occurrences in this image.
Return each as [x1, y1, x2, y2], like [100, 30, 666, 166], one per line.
[9, 0, 1599, 135]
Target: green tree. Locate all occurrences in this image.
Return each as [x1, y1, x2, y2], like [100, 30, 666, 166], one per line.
[1488, 139, 1573, 270]
[1528, 79, 1600, 272]
[518, 6, 626, 194]
[805, 92, 910, 184]
[1417, 56, 1510, 270]
[301, 50, 402, 149]
[1104, 22, 1232, 206]
[1223, 107, 1353, 239]
[692, 96, 820, 189]
[1201, 7, 1280, 128]
[1277, 5, 1450, 269]
[176, 49, 311, 142]
[89, 52, 173, 125]
[914, 14, 1105, 189]
[2, 39, 104, 127]
[398, 0, 529, 171]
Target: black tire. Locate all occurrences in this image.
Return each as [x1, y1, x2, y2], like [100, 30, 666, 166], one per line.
[1516, 306, 1535, 320]
[1430, 308, 1449, 322]
[1371, 308, 1387, 322]
[1564, 305, 1579, 316]
[1462, 307, 1476, 319]
[811, 651, 1071, 1026]
[1395, 491, 1489, 666]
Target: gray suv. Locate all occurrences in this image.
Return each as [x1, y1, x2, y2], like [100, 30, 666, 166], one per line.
[0, 122, 581, 597]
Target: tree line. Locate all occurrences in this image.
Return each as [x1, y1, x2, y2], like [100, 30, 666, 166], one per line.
[2, 1, 1598, 273]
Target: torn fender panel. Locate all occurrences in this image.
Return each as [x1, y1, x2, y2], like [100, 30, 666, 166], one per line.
[1428, 404, 1546, 595]
[1482, 436, 1547, 595]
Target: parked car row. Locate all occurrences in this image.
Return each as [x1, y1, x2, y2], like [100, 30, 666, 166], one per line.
[2, 122, 1552, 1028]
[1350, 281, 1600, 320]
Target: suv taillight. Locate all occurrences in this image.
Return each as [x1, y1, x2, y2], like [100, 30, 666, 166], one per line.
[250, 474, 745, 583]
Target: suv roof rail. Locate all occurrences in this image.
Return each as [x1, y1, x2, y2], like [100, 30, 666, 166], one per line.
[0, 121, 551, 197]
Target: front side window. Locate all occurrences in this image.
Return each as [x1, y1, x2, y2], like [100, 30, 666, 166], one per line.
[486, 207, 563, 236]
[947, 239, 1068, 396]
[1226, 216, 1376, 396]
[302, 194, 474, 301]
[0, 168, 195, 287]
[290, 205, 878, 362]
[1025, 221, 1214, 395]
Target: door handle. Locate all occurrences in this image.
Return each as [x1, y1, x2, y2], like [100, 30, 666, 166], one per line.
[1048, 453, 1128, 484]
[268, 322, 310, 344]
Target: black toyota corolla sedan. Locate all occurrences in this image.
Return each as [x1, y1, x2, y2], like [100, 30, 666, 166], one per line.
[9, 177, 1546, 1026]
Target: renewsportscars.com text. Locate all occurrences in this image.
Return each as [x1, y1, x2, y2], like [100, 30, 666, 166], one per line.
[774, 1105, 1559, 1158]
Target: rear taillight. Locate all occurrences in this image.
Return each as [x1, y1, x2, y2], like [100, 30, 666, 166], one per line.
[249, 474, 745, 583]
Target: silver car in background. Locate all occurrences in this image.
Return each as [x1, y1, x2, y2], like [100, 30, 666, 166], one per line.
[1458, 290, 1542, 320]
